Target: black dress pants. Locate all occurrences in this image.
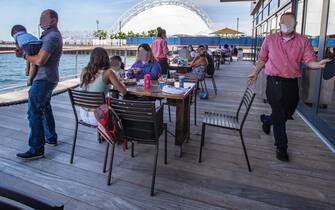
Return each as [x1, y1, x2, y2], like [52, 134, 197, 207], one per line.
[265, 76, 299, 151]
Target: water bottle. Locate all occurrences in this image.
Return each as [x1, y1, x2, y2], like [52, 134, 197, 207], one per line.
[179, 75, 185, 88]
[144, 74, 151, 89]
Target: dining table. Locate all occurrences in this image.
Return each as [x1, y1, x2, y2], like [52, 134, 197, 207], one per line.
[169, 63, 192, 74]
[125, 81, 196, 156]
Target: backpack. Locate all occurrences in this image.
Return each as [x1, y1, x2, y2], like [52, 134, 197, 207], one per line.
[94, 98, 128, 151]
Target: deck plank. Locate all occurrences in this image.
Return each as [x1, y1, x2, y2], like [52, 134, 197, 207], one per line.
[0, 61, 334, 209]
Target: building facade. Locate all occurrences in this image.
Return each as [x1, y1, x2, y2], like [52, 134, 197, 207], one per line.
[250, 0, 335, 148]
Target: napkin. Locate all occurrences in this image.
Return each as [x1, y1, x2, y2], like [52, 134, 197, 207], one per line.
[162, 85, 187, 94]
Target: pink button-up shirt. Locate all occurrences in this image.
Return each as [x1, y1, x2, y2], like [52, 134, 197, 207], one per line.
[151, 37, 169, 61]
[258, 32, 316, 78]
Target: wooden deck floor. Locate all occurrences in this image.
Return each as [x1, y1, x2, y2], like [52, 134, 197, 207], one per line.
[0, 61, 335, 210]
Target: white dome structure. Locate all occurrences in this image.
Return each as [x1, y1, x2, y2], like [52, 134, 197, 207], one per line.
[112, 0, 212, 36]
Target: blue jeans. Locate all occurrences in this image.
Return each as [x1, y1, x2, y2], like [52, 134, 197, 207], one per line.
[28, 80, 57, 154]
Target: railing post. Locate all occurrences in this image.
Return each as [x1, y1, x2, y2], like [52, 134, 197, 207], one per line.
[124, 48, 127, 66]
[75, 50, 79, 78]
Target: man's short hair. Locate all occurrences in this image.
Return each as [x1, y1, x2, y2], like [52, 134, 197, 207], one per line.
[45, 9, 59, 20]
[11, 25, 26, 37]
[281, 12, 296, 21]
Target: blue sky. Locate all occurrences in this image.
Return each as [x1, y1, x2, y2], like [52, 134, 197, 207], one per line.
[0, 0, 252, 41]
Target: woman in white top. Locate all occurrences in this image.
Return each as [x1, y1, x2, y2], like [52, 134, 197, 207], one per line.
[80, 47, 127, 125]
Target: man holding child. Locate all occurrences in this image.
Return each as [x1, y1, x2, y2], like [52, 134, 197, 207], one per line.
[15, 9, 62, 160]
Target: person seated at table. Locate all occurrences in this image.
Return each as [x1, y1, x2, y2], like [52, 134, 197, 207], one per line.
[223, 44, 230, 54]
[216, 45, 224, 53]
[189, 46, 208, 80]
[178, 46, 191, 61]
[232, 45, 238, 57]
[130, 43, 161, 80]
[110, 55, 125, 70]
[80, 47, 127, 125]
[110, 55, 124, 79]
[188, 45, 197, 60]
[205, 45, 212, 56]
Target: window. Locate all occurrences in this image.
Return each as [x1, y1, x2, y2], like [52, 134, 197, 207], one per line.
[300, 0, 323, 110]
[270, 16, 278, 34]
[296, 0, 304, 34]
[264, 5, 270, 19]
[318, 0, 335, 130]
[279, 0, 290, 7]
[256, 13, 260, 25]
[270, 0, 279, 14]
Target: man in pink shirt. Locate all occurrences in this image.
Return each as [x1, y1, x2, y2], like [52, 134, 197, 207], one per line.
[248, 12, 330, 162]
[151, 27, 169, 75]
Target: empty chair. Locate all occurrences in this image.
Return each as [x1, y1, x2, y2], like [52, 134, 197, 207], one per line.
[104, 98, 167, 196]
[198, 86, 256, 172]
[68, 88, 106, 164]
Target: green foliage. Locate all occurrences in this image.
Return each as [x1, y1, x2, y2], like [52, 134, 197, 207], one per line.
[93, 30, 108, 40]
[147, 29, 157, 37]
[110, 29, 158, 39]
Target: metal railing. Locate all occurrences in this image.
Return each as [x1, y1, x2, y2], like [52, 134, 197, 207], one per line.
[0, 50, 82, 94]
[0, 74, 80, 94]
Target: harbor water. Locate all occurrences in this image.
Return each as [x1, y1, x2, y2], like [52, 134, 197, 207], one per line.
[0, 53, 135, 93]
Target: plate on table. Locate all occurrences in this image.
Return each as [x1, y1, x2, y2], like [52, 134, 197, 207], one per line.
[123, 79, 137, 86]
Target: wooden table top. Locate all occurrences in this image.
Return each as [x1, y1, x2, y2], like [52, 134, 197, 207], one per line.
[126, 82, 195, 100]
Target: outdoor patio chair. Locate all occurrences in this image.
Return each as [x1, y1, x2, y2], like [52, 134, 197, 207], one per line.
[198, 86, 256, 172]
[223, 52, 232, 64]
[67, 88, 106, 164]
[205, 55, 218, 95]
[212, 51, 222, 70]
[0, 185, 64, 210]
[104, 98, 167, 196]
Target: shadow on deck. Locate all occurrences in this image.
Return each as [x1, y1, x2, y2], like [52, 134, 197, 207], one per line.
[0, 61, 334, 210]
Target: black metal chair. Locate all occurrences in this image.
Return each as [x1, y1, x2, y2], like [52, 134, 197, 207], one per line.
[198, 86, 256, 172]
[0, 185, 64, 210]
[205, 74, 218, 95]
[104, 98, 167, 196]
[223, 51, 232, 64]
[68, 88, 106, 164]
[212, 51, 222, 70]
[205, 55, 218, 95]
[167, 75, 198, 126]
